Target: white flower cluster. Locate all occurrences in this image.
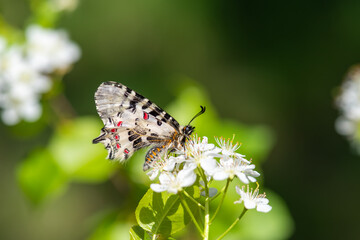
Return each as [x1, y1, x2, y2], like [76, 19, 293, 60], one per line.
[0, 25, 80, 125]
[336, 66, 360, 137]
[50, 0, 79, 12]
[149, 135, 271, 213]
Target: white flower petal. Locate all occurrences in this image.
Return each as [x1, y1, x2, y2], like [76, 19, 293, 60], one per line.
[147, 169, 159, 181]
[247, 176, 257, 183]
[244, 199, 256, 209]
[235, 185, 242, 195]
[178, 169, 196, 187]
[200, 157, 218, 174]
[150, 184, 167, 192]
[159, 172, 173, 185]
[167, 187, 179, 194]
[257, 198, 270, 205]
[234, 199, 242, 204]
[237, 173, 250, 184]
[213, 171, 229, 181]
[257, 204, 272, 213]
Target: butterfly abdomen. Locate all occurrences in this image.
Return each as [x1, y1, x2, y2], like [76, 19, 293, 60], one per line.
[143, 140, 173, 171]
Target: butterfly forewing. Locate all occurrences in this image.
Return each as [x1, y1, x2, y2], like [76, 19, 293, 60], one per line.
[93, 81, 181, 164]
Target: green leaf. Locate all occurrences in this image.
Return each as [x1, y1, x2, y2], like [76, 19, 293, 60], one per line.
[48, 117, 117, 182]
[129, 225, 149, 240]
[16, 148, 68, 205]
[135, 187, 200, 237]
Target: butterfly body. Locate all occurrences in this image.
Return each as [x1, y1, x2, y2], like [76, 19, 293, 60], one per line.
[93, 81, 203, 171]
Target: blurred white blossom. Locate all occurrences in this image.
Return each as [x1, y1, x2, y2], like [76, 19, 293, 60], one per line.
[234, 185, 272, 213]
[50, 0, 79, 12]
[336, 66, 360, 138]
[26, 25, 81, 73]
[0, 24, 80, 125]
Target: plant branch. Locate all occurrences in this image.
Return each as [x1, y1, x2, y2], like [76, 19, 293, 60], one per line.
[199, 167, 210, 240]
[183, 189, 205, 210]
[210, 183, 228, 202]
[179, 193, 204, 237]
[210, 178, 230, 224]
[216, 208, 248, 240]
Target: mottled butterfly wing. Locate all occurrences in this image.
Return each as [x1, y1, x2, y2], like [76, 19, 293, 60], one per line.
[93, 81, 181, 162]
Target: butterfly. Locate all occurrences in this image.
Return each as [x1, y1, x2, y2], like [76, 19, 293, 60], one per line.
[92, 81, 206, 171]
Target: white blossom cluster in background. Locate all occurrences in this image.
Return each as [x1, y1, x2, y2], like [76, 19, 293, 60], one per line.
[0, 25, 80, 125]
[50, 0, 79, 12]
[335, 65, 360, 148]
[149, 135, 272, 213]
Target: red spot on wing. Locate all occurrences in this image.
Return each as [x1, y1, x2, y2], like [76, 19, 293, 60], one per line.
[116, 143, 121, 149]
[111, 128, 116, 133]
[124, 148, 129, 154]
[117, 121, 123, 127]
[115, 135, 119, 140]
[143, 112, 149, 120]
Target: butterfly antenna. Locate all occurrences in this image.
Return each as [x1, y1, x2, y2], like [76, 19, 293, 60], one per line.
[188, 106, 206, 125]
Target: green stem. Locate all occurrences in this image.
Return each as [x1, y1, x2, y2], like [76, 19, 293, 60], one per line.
[210, 184, 228, 202]
[210, 179, 230, 224]
[183, 189, 205, 210]
[179, 193, 204, 237]
[216, 208, 248, 240]
[152, 233, 157, 240]
[204, 193, 210, 240]
[199, 167, 210, 240]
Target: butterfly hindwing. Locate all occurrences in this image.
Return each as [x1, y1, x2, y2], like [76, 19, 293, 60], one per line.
[93, 81, 181, 162]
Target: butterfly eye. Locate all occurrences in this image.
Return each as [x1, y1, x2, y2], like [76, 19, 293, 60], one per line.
[184, 125, 195, 135]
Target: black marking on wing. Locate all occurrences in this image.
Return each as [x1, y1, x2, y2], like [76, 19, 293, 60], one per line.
[136, 92, 144, 100]
[133, 138, 142, 148]
[164, 113, 171, 120]
[142, 100, 152, 110]
[149, 110, 160, 118]
[146, 136, 163, 142]
[170, 119, 180, 129]
[108, 148, 114, 159]
[129, 134, 140, 141]
[128, 100, 137, 113]
[126, 87, 132, 94]
[93, 134, 105, 144]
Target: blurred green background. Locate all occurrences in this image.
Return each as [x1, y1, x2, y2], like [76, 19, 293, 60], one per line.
[1, 0, 360, 239]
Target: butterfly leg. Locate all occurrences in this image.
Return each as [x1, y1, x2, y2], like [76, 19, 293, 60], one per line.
[143, 144, 170, 171]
